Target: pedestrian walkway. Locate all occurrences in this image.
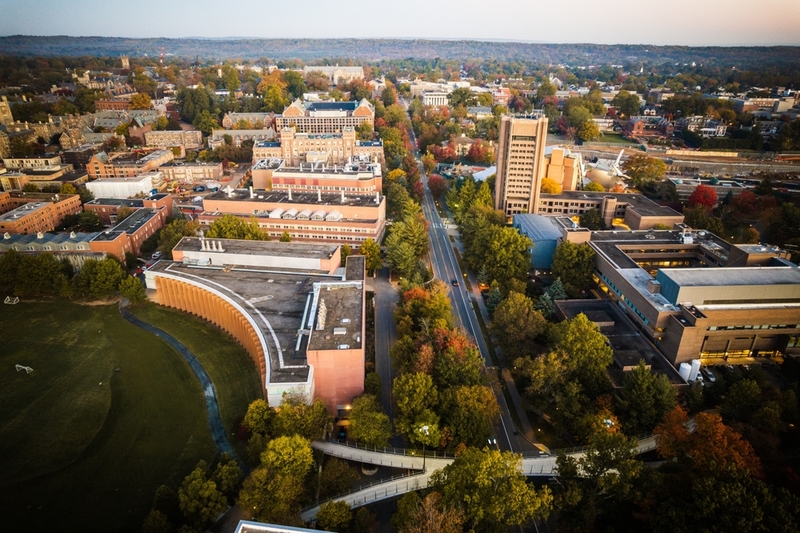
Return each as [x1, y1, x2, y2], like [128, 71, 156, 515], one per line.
[119, 300, 244, 470]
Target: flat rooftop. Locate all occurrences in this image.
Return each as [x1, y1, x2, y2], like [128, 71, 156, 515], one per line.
[658, 266, 800, 288]
[543, 192, 682, 218]
[92, 208, 159, 240]
[87, 198, 146, 208]
[205, 189, 382, 208]
[0, 201, 50, 222]
[555, 299, 684, 385]
[175, 237, 339, 262]
[590, 230, 696, 270]
[147, 259, 362, 384]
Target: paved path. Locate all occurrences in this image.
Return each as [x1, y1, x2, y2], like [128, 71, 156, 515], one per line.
[370, 267, 398, 423]
[119, 301, 244, 469]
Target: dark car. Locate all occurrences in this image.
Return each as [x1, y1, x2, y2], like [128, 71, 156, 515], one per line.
[451, 279, 459, 287]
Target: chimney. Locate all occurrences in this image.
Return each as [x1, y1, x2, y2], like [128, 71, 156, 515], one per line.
[249, 186, 254, 199]
[375, 191, 380, 204]
[288, 187, 292, 201]
[317, 189, 322, 202]
[341, 190, 345, 203]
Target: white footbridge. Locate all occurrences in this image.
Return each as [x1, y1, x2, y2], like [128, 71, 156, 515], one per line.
[301, 435, 657, 522]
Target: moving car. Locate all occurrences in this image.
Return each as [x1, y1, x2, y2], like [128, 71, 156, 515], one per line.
[451, 279, 459, 287]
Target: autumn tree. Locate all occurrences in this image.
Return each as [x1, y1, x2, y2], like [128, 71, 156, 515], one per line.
[395, 492, 465, 533]
[430, 447, 552, 531]
[358, 238, 382, 275]
[621, 154, 666, 188]
[243, 399, 275, 462]
[316, 501, 352, 533]
[540, 177, 562, 194]
[584, 181, 605, 192]
[688, 184, 718, 209]
[441, 385, 499, 448]
[427, 174, 449, 199]
[129, 93, 152, 110]
[578, 120, 601, 142]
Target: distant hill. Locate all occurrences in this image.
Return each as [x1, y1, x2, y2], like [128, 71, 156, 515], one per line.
[1, 36, 798, 67]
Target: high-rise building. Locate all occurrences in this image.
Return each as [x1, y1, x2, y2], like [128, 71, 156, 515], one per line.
[493, 114, 549, 216]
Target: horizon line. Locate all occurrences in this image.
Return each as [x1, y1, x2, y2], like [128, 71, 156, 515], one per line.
[1, 34, 799, 48]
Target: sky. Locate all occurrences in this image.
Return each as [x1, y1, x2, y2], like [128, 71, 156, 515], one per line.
[1, 0, 799, 47]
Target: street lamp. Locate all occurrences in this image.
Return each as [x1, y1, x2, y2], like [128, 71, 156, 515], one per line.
[488, 437, 497, 450]
[418, 425, 430, 472]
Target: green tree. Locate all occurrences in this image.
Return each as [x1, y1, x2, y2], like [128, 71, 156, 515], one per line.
[116, 205, 133, 222]
[442, 385, 499, 448]
[158, 219, 200, 259]
[551, 313, 614, 398]
[621, 154, 666, 188]
[448, 87, 477, 108]
[579, 208, 605, 230]
[386, 241, 418, 279]
[119, 275, 146, 303]
[261, 84, 288, 113]
[206, 214, 267, 241]
[584, 181, 605, 192]
[611, 90, 641, 118]
[614, 361, 675, 435]
[193, 109, 219, 136]
[394, 372, 439, 442]
[489, 291, 547, 359]
[260, 435, 314, 480]
[272, 393, 330, 441]
[178, 461, 227, 531]
[551, 241, 596, 297]
[359, 238, 382, 275]
[59, 183, 77, 195]
[212, 453, 243, 502]
[78, 210, 102, 231]
[348, 394, 392, 447]
[141, 510, 172, 533]
[279, 230, 291, 242]
[430, 447, 552, 530]
[316, 501, 352, 533]
[316, 458, 360, 500]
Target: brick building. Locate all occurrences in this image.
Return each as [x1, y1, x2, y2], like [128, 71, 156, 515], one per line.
[275, 99, 374, 134]
[251, 157, 382, 193]
[87, 150, 174, 179]
[0, 191, 82, 235]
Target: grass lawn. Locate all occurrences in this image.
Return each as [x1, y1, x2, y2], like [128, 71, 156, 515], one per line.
[0, 300, 217, 533]
[596, 133, 637, 145]
[131, 303, 263, 459]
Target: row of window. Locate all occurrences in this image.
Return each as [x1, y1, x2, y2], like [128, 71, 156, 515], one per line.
[708, 324, 798, 331]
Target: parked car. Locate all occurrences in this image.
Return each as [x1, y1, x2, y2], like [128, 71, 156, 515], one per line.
[701, 368, 716, 383]
[151, 251, 162, 260]
[192, 185, 206, 192]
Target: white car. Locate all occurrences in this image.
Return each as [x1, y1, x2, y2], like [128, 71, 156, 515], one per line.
[151, 251, 162, 260]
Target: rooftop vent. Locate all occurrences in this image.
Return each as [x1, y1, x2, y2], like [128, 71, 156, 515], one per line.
[316, 299, 327, 330]
[333, 327, 347, 336]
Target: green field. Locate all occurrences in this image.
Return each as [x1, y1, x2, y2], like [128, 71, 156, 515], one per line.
[131, 303, 263, 458]
[0, 300, 260, 533]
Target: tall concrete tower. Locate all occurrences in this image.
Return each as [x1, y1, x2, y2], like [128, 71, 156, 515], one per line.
[493, 113, 549, 217]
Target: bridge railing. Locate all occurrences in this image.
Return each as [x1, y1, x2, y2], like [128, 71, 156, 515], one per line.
[300, 471, 425, 514]
[319, 439, 457, 460]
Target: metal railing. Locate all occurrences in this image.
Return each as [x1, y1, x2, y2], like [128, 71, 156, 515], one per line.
[301, 471, 426, 514]
[317, 439, 456, 460]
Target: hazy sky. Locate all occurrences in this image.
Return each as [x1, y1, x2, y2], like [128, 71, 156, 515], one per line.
[1, 0, 799, 46]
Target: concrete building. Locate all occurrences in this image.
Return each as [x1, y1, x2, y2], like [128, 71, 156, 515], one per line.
[0, 191, 82, 235]
[0, 96, 14, 125]
[494, 114, 549, 216]
[84, 193, 173, 225]
[208, 128, 275, 149]
[86, 172, 163, 199]
[2, 155, 62, 169]
[251, 157, 382, 193]
[253, 127, 384, 167]
[0, 168, 88, 192]
[303, 65, 364, 85]
[159, 161, 223, 184]
[513, 214, 564, 271]
[221, 112, 273, 129]
[145, 242, 366, 413]
[276, 99, 374, 134]
[199, 188, 386, 244]
[666, 177, 746, 203]
[590, 228, 799, 366]
[542, 146, 583, 192]
[537, 191, 684, 230]
[421, 91, 450, 107]
[234, 521, 329, 533]
[87, 150, 174, 179]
